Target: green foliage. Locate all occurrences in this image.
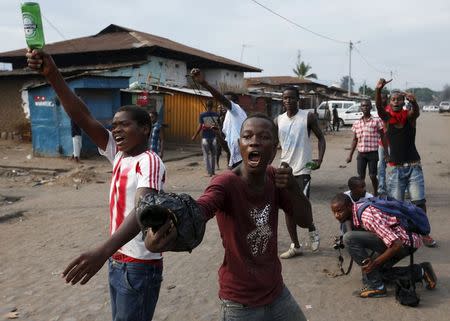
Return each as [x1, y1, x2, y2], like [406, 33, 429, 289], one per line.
[293, 51, 317, 79]
[409, 88, 435, 103]
[364, 87, 437, 103]
[359, 85, 375, 98]
[292, 61, 317, 79]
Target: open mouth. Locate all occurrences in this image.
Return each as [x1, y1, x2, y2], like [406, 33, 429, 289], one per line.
[114, 135, 125, 147]
[248, 151, 262, 167]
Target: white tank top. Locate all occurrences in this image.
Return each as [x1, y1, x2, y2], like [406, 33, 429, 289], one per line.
[277, 109, 312, 175]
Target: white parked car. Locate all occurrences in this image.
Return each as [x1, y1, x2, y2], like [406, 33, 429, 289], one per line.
[423, 105, 439, 112]
[439, 101, 450, 113]
[340, 102, 379, 126]
[316, 100, 355, 125]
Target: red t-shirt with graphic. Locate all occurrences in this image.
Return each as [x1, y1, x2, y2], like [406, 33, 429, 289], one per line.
[196, 167, 294, 307]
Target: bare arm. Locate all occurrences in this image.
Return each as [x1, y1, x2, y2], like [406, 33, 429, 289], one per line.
[26, 49, 109, 150]
[275, 163, 313, 228]
[346, 132, 358, 163]
[375, 78, 391, 121]
[159, 127, 165, 158]
[190, 68, 231, 109]
[308, 112, 326, 168]
[62, 188, 158, 285]
[405, 93, 420, 121]
[192, 124, 202, 141]
[379, 128, 389, 160]
[363, 239, 403, 273]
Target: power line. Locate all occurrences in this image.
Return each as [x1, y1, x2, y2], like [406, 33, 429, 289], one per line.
[249, 0, 347, 45]
[42, 14, 67, 41]
[353, 47, 390, 75]
[42, 14, 78, 52]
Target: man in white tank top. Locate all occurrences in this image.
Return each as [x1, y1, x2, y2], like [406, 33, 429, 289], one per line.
[276, 87, 326, 258]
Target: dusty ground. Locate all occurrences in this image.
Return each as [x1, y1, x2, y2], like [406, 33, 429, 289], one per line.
[1, 113, 449, 321]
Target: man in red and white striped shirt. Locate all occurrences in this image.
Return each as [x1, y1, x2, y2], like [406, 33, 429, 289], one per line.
[346, 99, 386, 196]
[331, 193, 436, 298]
[27, 49, 175, 321]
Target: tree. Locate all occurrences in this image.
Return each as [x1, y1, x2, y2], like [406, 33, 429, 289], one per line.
[292, 51, 317, 79]
[441, 84, 450, 101]
[340, 76, 354, 92]
[358, 86, 389, 99]
[408, 88, 435, 103]
[358, 85, 375, 98]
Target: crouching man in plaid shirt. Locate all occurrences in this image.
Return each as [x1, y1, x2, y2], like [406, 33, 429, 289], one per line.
[330, 193, 437, 298]
[346, 99, 387, 196]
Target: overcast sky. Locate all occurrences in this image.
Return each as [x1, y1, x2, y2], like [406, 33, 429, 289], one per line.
[1, 0, 449, 91]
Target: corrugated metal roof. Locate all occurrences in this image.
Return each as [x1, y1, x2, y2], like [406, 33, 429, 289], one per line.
[0, 60, 147, 77]
[0, 24, 261, 72]
[156, 84, 212, 97]
[119, 84, 211, 97]
[245, 76, 330, 87]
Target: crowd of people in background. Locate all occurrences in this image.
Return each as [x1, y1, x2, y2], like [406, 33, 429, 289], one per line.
[27, 48, 437, 320]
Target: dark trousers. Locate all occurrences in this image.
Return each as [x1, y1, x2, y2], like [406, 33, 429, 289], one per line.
[343, 231, 422, 288]
[333, 120, 340, 131]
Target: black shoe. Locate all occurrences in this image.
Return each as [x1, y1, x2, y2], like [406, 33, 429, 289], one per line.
[420, 262, 437, 289]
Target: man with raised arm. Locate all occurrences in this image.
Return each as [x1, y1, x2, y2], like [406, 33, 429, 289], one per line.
[190, 68, 247, 168]
[375, 78, 436, 247]
[27, 49, 174, 321]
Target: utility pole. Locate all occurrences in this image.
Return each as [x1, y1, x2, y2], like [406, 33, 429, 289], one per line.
[389, 71, 393, 93]
[363, 80, 366, 97]
[240, 44, 251, 62]
[348, 40, 361, 97]
[348, 41, 353, 97]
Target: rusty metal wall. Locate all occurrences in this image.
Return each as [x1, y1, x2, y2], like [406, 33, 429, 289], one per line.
[0, 77, 31, 133]
[164, 92, 208, 144]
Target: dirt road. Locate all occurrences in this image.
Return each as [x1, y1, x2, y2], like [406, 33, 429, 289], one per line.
[1, 113, 449, 321]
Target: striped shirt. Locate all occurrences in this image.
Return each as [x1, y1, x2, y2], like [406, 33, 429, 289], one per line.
[99, 131, 166, 260]
[352, 203, 422, 248]
[352, 116, 384, 152]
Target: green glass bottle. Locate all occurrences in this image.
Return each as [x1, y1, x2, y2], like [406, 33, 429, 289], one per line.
[21, 2, 45, 49]
[304, 161, 319, 170]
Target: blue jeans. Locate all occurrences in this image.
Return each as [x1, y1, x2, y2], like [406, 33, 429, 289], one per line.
[343, 231, 422, 288]
[109, 259, 163, 321]
[220, 285, 306, 321]
[202, 138, 217, 175]
[377, 146, 386, 195]
[386, 164, 425, 205]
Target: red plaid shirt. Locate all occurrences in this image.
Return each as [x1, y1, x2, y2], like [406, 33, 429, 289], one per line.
[352, 203, 422, 248]
[352, 116, 384, 152]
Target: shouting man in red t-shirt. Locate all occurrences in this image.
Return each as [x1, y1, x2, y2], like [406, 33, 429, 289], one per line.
[146, 114, 313, 320]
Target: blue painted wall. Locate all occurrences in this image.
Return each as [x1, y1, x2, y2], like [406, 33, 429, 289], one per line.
[28, 76, 128, 157]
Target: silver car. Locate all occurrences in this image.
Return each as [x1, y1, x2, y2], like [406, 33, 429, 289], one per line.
[439, 101, 450, 113]
[340, 102, 379, 126]
[316, 100, 355, 126]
